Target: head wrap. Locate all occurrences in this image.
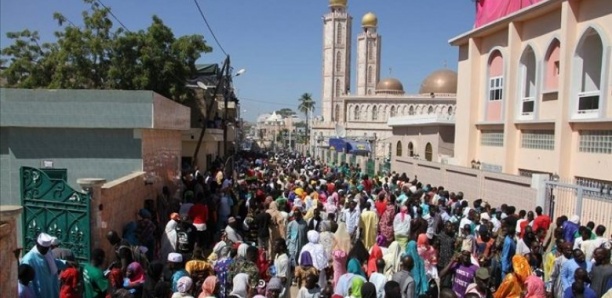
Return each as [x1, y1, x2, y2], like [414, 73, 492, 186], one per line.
[238, 243, 249, 258]
[177, 276, 193, 294]
[267, 277, 283, 291]
[127, 262, 145, 283]
[200, 275, 218, 297]
[307, 230, 320, 244]
[299, 251, 314, 267]
[167, 252, 183, 263]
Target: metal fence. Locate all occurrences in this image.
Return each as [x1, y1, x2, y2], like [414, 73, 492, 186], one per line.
[546, 180, 612, 231]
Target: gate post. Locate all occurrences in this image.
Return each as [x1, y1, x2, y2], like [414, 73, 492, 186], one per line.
[0, 205, 23, 298]
[576, 187, 584, 218]
[77, 178, 107, 260]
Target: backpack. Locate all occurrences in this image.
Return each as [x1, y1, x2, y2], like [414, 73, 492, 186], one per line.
[176, 226, 191, 253]
[118, 244, 150, 270]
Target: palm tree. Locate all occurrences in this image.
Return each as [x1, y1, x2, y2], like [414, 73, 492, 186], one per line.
[298, 93, 315, 145]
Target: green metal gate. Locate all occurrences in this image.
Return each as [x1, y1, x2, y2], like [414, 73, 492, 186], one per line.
[21, 167, 91, 262]
[366, 159, 376, 177]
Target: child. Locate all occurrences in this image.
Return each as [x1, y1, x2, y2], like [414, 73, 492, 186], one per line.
[296, 273, 321, 298]
[18, 264, 36, 298]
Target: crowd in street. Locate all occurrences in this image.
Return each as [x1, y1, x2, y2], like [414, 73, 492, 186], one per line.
[16, 151, 612, 298]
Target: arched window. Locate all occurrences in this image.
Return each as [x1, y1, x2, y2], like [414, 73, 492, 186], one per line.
[368, 40, 374, 60]
[335, 104, 340, 122]
[336, 24, 343, 45]
[544, 39, 561, 91]
[367, 66, 373, 83]
[427, 106, 434, 114]
[409, 106, 415, 115]
[367, 89, 372, 95]
[336, 51, 342, 72]
[390, 106, 396, 117]
[488, 50, 504, 101]
[425, 143, 433, 161]
[574, 28, 604, 115]
[408, 142, 414, 157]
[447, 106, 453, 115]
[354, 105, 360, 120]
[372, 106, 378, 121]
[519, 46, 537, 117]
[396, 141, 403, 157]
[335, 79, 341, 97]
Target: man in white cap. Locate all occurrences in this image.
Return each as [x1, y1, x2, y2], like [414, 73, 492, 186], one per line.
[21, 232, 62, 298]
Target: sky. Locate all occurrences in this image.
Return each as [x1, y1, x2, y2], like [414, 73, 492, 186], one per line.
[1, 0, 476, 122]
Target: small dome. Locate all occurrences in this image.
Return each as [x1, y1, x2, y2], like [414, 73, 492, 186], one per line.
[329, 0, 347, 7]
[266, 111, 283, 123]
[419, 69, 458, 95]
[375, 78, 405, 95]
[361, 12, 377, 27]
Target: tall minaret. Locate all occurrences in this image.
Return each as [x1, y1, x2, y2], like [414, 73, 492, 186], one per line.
[322, 0, 352, 122]
[356, 12, 381, 96]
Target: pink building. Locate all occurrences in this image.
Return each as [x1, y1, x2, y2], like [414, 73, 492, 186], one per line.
[450, 0, 612, 185]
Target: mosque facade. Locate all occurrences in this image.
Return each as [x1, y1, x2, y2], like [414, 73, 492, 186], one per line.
[311, 0, 458, 162]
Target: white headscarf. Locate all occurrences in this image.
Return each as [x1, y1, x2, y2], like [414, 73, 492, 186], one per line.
[176, 276, 193, 294]
[299, 230, 328, 270]
[230, 273, 249, 298]
[238, 243, 249, 259]
[383, 241, 402, 278]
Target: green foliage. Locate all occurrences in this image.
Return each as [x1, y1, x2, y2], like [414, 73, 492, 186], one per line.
[298, 93, 314, 144]
[1, 0, 211, 102]
[276, 108, 296, 117]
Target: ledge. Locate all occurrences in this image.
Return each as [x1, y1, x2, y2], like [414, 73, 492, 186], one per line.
[568, 118, 612, 124]
[475, 121, 504, 127]
[0, 205, 23, 218]
[513, 119, 556, 125]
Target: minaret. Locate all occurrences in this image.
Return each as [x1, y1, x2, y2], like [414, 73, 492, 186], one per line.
[356, 12, 381, 96]
[322, 0, 352, 122]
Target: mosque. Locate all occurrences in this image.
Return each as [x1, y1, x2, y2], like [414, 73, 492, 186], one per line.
[310, 0, 458, 162]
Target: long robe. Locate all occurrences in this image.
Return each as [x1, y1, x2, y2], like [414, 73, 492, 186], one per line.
[21, 248, 62, 298]
[360, 210, 379, 250]
[286, 218, 308, 264]
[160, 220, 178, 261]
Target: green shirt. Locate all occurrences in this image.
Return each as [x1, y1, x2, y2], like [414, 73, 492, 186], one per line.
[82, 263, 108, 298]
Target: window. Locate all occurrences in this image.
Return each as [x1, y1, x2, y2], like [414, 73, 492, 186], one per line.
[390, 106, 396, 117]
[408, 142, 414, 157]
[519, 169, 552, 178]
[367, 66, 373, 83]
[521, 130, 555, 150]
[396, 141, 402, 157]
[354, 105, 360, 120]
[488, 76, 504, 101]
[409, 106, 415, 115]
[579, 130, 612, 154]
[336, 51, 342, 72]
[447, 106, 453, 115]
[480, 130, 504, 147]
[372, 106, 378, 121]
[335, 104, 340, 122]
[519, 47, 536, 116]
[335, 79, 341, 97]
[575, 28, 604, 115]
[544, 39, 561, 91]
[336, 24, 343, 45]
[425, 143, 433, 161]
[427, 106, 434, 114]
[368, 40, 374, 60]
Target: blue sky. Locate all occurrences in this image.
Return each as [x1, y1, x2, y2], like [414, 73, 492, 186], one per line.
[1, 0, 475, 121]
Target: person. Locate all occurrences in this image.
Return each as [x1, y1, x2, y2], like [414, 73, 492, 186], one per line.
[393, 206, 411, 250]
[524, 273, 546, 298]
[83, 248, 109, 298]
[198, 275, 218, 298]
[464, 268, 491, 298]
[383, 241, 401, 280]
[404, 240, 429, 296]
[550, 241, 573, 298]
[50, 237, 75, 261]
[307, 207, 323, 232]
[18, 264, 36, 298]
[360, 202, 379, 250]
[589, 247, 612, 297]
[500, 222, 517, 280]
[438, 221, 457, 288]
[189, 194, 209, 249]
[378, 194, 396, 246]
[299, 230, 328, 288]
[167, 253, 189, 293]
[531, 206, 551, 241]
[229, 273, 250, 298]
[143, 261, 170, 298]
[440, 250, 479, 298]
[563, 215, 580, 245]
[214, 246, 235, 298]
[161, 213, 180, 261]
[59, 263, 80, 298]
[225, 217, 243, 243]
[349, 277, 365, 298]
[136, 208, 157, 260]
[344, 200, 361, 242]
[106, 230, 136, 274]
[172, 276, 194, 298]
[21, 233, 63, 298]
[416, 233, 438, 278]
[392, 255, 415, 298]
[296, 273, 321, 298]
[332, 222, 351, 286]
[267, 201, 287, 258]
[273, 239, 291, 298]
[368, 259, 387, 298]
[564, 268, 596, 298]
[561, 249, 592, 292]
[266, 277, 283, 298]
[228, 245, 261, 289]
[286, 207, 308, 265]
[494, 255, 532, 298]
[383, 281, 401, 298]
[366, 244, 383, 277]
[185, 248, 214, 289]
[295, 251, 319, 288]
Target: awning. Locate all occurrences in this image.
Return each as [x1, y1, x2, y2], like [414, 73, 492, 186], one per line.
[346, 139, 371, 154]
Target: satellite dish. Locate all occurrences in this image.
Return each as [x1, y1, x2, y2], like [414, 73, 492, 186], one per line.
[335, 124, 346, 138]
[196, 81, 209, 90]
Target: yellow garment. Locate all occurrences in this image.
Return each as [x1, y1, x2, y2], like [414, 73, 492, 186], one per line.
[359, 210, 379, 250]
[494, 255, 532, 298]
[295, 188, 304, 197]
[543, 251, 556, 282]
[185, 259, 213, 276]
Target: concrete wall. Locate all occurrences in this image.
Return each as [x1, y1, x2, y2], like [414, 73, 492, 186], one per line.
[141, 129, 182, 186]
[0, 127, 142, 205]
[0, 206, 22, 297]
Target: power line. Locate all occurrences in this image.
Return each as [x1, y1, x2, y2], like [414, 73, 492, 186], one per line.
[192, 0, 228, 56]
[95, 0, 130, 32]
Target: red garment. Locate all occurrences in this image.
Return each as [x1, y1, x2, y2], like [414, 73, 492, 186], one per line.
[362, 179, 373, 194]
[374, 200, 387, 216]
[188, 203, 209, 225]
[519, 220, 530, 238]
[367, 244, 384, 277]
[59, 267, 81, 298]
[327, 183, 335, 194]
[257, 248, 270, 281]
[532, 215, 551, 234]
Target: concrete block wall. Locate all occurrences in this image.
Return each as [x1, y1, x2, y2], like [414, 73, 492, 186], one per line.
[0, 206, 22, 297]
[141, 129, 182, 189]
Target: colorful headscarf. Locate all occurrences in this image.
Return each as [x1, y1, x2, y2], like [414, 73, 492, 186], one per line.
[177, 276, 193, 294]
[127, 262, 145, 283]
[367, 244, 383, 276]
[199, 275, 218, 297]
[300, 251, 314, 267]
[404, 241, 429, 296]
[347, 258, 366, 278]
[350, 277, 365, 298]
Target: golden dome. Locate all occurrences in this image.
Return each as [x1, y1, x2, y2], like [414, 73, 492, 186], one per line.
[361, 12, 378, 27]
[329, 0, 347, 7]
[375, 78, 405, 95]
[418, 69, 458, 95]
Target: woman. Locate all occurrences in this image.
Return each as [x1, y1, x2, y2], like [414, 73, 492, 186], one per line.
[417, 233, 438, 279]
[198, 276, 218, 298]
[347, 241, 370, 274]
[214, 246, 235, 298]
[360, 282, 377, 298]
[299, 230, 329, 289]
[378, 195, 396, 246]
[494, 255, 532, 298]
[295, 251, 319, 287]
[332, 223, 352, 287]
[124, 262, 146, 298]
[172, 276, 194, 298]
[383, 241, 402, 279]
[404, 241, 429, 297]
[349, 277, 365, 298]
[366, 244, 383, 277]
[335, 259, 367, 297]
[319, 223, 335, 263]
[393, 206, 411, 250]
[229, 273, 250, 298]
[267, 201, 287, 256]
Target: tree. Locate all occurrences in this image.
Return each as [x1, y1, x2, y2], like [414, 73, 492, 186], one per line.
[276, 108, 296, 118]
[0, 0, 211, 102]
[298, 93, 315, 145]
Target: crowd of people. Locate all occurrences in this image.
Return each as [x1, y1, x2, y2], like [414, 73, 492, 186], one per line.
[16, 151, 612, 298]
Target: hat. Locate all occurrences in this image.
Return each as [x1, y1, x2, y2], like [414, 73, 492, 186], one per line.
[36, 233, 53, 247]
[170, 213, 180, 221]
[50, 236, 60, 246]
[167, 252, 183, 263]
[475, 268, 490, 280]
[570, 215, 580, 224]
[480, 213, 491, 222]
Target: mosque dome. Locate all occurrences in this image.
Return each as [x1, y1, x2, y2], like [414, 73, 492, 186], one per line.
[418, 69, 458, 95]
[329, 0, 347, 7]
[361, 12, 378, 27]
[375, 78, 405, 95]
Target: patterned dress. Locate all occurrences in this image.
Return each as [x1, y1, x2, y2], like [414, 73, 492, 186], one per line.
[214, 257, 233, 298]
[379, 204, 395, 246]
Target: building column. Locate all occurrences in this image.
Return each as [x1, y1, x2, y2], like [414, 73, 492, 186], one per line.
[0, 205, 23, 298]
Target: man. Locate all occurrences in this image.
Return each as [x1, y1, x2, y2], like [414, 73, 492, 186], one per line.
[589, 247, 612, 297]
[18, 264, 36, 298]
[344, 200, 360, 242]
[83, 248, 109, 298]
[465, 268, 491, 298]
[360, 202, 379, 250]
[440, 250, 479, 298]
[21, 233, 62, 298]
[582, 225, 608, 261]
[369, 258, 387, 298]
[500, 222, 516, 280]
[392, 255, 415, 298]
[438, 221, 457, 288]
[307, 207, 322, 232]
[254, 204, 271, 248]
[531, 206, 551, 241]
[550, 241, 573, 298]
[228, 245, 261, 289]
[286, 207, 308, 265]
[50, 237, 74, 261]
[561, 249, 593, 292]
[167, 252, 189, 292]
[273, 239, 291, 298]
[384, 281, 401, 298]
[225, 217, 243, 243]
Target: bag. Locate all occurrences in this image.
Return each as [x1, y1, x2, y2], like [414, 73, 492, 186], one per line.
[119, 245, 150, 269]
[176, 227, 191, 253]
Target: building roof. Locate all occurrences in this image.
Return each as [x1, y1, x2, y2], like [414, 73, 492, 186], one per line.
[387, 114, 455, 127]
[0, 88, 190, 130]
[375, 78, 405, 95]
[419, 69, 458, 95]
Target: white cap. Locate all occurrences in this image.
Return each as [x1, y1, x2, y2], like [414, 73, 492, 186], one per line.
[36, 233, 53, 247]
[167, 252, 183, 263]
[480, 213, 491, 222]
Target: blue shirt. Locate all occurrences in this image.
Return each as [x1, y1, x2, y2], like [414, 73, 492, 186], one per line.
[561, 259, 593, 291]
[501, 235, 516, 277]
[563, 285, 597, 298]
[21, 249, 65, 298]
